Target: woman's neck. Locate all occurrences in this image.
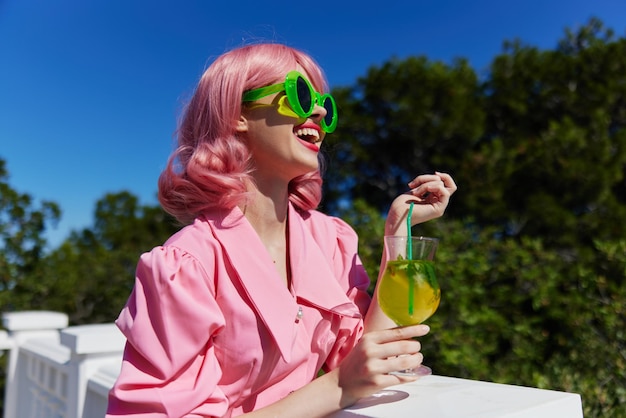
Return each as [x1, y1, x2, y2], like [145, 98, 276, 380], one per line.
[240, 179, 292, 287]
[241, 179, 289, 235]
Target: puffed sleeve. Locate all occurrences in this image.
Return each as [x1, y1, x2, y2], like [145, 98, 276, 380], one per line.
[323, 216, 372, 370]
[106, 246, 228, 418]
[331, 216, 372, 315]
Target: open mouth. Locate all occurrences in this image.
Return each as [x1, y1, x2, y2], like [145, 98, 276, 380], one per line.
[294, 127, 321, 144]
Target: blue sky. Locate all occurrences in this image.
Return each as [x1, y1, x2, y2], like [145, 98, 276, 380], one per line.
[1, 0, 625, 248]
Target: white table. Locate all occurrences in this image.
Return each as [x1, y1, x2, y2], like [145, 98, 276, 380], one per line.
[331, 375, 583, 417]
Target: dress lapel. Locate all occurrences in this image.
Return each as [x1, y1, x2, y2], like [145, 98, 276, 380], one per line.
[204, 204, 362, 363]
[288, 204, 363, 318]
[204, 207, 300, 362]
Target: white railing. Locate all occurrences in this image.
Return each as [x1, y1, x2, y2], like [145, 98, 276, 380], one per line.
[1, 311, 124, 418]
[1, 311, 584, 418]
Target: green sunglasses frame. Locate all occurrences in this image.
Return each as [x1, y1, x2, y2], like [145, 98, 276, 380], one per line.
[242, 70, 338, 133]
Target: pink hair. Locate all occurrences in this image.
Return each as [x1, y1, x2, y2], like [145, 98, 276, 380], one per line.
[158, 43, 327, 224]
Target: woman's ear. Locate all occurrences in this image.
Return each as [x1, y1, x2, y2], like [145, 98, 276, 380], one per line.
[235, 114, 248, 133]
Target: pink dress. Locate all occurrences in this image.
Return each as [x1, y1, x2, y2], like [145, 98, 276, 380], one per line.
[106, 203, 371, 417]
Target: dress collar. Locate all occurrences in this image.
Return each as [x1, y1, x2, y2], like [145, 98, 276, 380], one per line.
[203, 203, 361, 361]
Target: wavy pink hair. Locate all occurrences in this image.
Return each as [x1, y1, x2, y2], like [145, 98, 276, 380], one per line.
[158, 44, 327, 224]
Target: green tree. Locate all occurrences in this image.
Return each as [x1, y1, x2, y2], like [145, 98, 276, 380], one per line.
[328, 17, 626, 417]
[11, 191, 180, 324]
[0, 158, 60, 311]
[323, 55, 484, 214]
[0, 157, 61, 413]
[462, 17, 626, 247]
[420, 220, 626, 417]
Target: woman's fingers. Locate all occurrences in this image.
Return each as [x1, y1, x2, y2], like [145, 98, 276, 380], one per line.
[435, 171, 458, 193]
[387, 352, 425, 373]
[362, 325, 429, 362]
[370, 324, 430, 344]
[335, 324, 431, 403]
[408, 173, 456, 200]
[408, 172, 457, 194]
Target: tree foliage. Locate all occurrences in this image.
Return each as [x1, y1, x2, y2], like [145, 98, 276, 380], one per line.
[7, 191, 180, 324]
[323, 54, 484, 214]
[0, 159, 60, 311]
[425, 221, 626, 417]
[325, 17, 625, 416]
[1, 17, 624, 417]
[467, 17, 626, 247]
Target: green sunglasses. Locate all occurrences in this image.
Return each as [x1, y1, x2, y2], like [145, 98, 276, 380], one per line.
[242, 70, 338, 133]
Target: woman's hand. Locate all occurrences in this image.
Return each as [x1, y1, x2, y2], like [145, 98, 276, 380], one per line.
[385, 172, 457, 236]
[331, 324, 430, 408]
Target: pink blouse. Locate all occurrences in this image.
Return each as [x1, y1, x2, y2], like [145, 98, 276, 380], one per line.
[106, 203, 371, 417]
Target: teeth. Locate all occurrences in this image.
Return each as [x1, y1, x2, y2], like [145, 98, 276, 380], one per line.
[294, 127, 320, 143]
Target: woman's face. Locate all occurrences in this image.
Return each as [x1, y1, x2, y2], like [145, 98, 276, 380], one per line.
[239, 67, 329, 183]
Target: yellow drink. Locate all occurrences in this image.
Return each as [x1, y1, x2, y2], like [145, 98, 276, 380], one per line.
[378, 259, 440, 325]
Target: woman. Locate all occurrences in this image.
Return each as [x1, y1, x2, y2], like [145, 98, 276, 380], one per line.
[106, 43, 457, 417]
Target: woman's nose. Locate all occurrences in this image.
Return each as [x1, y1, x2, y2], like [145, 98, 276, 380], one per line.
[310, 99, 328, 123]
